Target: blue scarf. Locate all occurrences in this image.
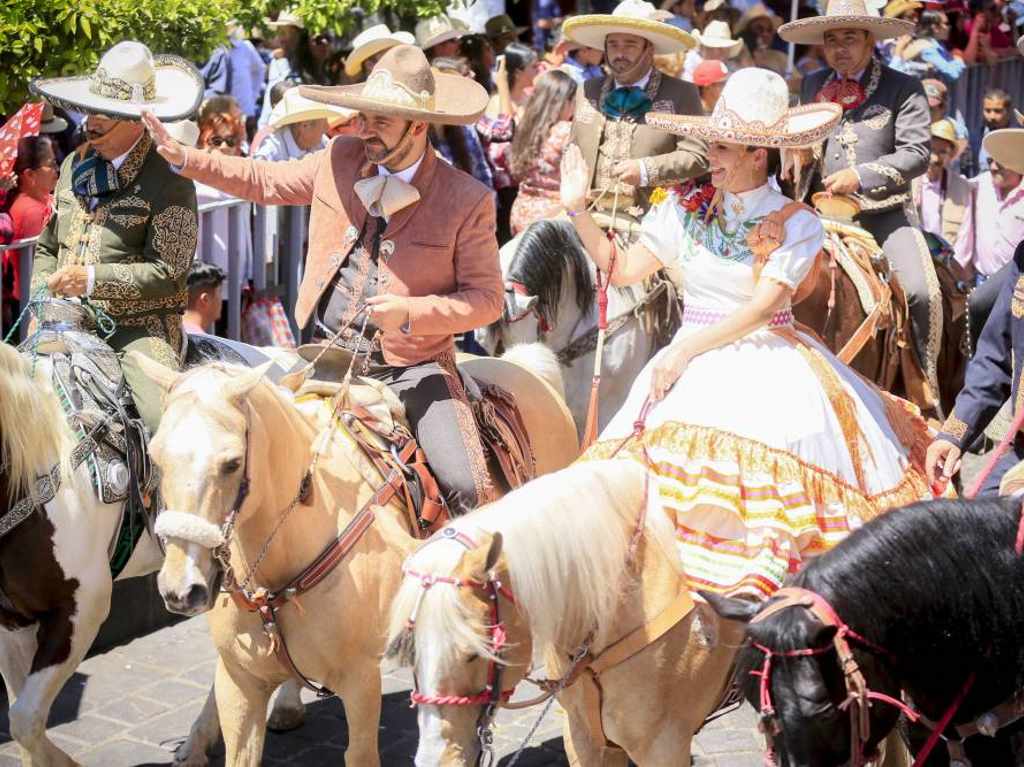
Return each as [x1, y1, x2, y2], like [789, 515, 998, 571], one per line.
[603, 86, 653, 120]
[71, 148, 120, 202]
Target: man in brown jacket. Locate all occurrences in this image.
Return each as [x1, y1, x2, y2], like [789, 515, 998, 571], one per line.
[144, 45, 502, 514]
[563, 0, 708, 233]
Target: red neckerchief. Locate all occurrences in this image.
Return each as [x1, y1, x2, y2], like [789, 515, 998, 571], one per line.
[816, 78, 867, 111]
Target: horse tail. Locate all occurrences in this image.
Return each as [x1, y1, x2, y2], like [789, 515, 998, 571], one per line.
[501, 343, 565, 400]
[0, 343, 70, 504]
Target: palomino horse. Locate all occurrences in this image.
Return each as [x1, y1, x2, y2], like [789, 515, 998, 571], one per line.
[385, 459, 743, 767]
[138, 345, 577, 766]
[793, 212, 968, 419]
[706, 497, 1024, 767]
[0, 341, 306, 767]
[475, 220, 664, 439]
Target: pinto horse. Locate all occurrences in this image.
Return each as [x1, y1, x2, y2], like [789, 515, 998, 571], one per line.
[706, 497, 1024, 767]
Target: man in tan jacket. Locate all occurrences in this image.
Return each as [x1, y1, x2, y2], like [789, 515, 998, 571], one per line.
[913, 118, 971, 247]
[144, 45, 502, 514]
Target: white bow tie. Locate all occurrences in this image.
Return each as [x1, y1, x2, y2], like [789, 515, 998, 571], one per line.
[352, 174, 421, 218]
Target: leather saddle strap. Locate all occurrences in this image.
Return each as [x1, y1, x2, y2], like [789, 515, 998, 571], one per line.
[587, 590, 695, 677]
[837, 280, 892, 365]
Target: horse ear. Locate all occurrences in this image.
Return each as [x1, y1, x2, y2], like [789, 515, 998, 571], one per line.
[456, 532, 504, 582]
[128, 351, 180, 393]
[699, 590, 759, 624]
[224, 361, 275, 401]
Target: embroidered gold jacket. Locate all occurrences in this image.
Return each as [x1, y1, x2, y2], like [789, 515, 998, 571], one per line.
[800, 58, 931, 214]
[938, 242, 1024, 450]
[31, 135, 199, 323]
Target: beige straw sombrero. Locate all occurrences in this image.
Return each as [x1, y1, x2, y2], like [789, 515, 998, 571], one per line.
[300, 44, 488, 125]
[564, 0, 696, 55]
[778, 0, 915, 45]
[646, 67, 841, 148]
[30, 41, 203, 121]
[982, 128, 1024, 174]
[345, 24, 416, 78]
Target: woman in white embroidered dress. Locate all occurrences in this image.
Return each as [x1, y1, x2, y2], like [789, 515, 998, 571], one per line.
[561, 68, 935, 599]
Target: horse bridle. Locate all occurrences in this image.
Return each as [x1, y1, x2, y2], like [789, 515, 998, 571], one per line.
[402, 527, 519, 767]
[748, 587, 918, 767]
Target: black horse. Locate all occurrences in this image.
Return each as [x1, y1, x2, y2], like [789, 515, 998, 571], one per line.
[705, 497, 1024, 766]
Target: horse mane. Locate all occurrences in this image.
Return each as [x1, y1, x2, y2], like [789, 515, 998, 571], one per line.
[387, 459, 676, 668]
[507, 219, 595, 326]
[0, 343, 72, 504]
[785, 498, 1024, 696]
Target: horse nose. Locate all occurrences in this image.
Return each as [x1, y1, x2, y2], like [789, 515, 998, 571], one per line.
[166, 584, 209, 614]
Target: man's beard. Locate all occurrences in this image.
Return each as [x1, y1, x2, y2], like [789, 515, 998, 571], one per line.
[985, 118, 1006, 131]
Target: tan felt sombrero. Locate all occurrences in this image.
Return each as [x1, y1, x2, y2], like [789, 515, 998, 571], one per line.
[983, 128, 1024, 175]
[646, 67, 841, 148]
[300, 44, 488, 126]
[778, 0, 915, 45]
[735, 3, 784, 35]
[564, 0, 696, 55]
[345, 24, 416, 78]
[30, 41, 202, 121]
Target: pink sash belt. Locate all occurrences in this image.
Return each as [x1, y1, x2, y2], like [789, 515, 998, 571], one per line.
[681, 306, 794, 328]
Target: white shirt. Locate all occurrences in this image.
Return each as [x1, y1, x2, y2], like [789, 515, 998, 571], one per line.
[253, 125, 327, 162]
[377, 150, 425, 184]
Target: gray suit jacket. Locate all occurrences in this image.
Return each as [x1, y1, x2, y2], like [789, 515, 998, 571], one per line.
[800, 58, 930, 214]
[571, 68, 707, 200]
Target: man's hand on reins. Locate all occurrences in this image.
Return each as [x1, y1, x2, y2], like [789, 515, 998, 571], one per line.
[366, 294, 411, 332]
[141, 111, 187, 167]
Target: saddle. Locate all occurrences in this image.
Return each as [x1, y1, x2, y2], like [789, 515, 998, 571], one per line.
[293, 344, 537, 536]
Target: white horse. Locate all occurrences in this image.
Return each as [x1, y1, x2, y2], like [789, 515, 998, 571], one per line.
[475, 219, 661, 440]
[0, 341, 302, 767]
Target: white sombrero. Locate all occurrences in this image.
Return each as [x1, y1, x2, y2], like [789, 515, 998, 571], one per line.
[345, 24, 416, 78]
[983, 128, 1024, 175]
[778, 0, 915, 44]
[265, 9, 305, 29]
[300, 44, 488, 125]
[30, 41, 203, 121]
[564, 0, 696, 55]
[646, 67, 841, 148]
[269, 88, 357, 130]
[692, 20, 743, 56]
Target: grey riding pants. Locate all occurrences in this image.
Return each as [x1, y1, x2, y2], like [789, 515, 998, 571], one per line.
[365, 358, 489, 516]
[858, 208, 943, 389]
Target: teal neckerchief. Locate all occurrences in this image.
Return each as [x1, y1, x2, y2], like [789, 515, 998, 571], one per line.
[71, 148, 120, 203]
[603, 86, 653, 120]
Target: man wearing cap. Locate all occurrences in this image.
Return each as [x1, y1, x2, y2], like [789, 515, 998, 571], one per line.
[144, 45, 501, 516]
[925, 122, 1024, 493]
[563, 0, 706, 238]
[913, 118, 971, 246]
[485, 14, 528, 54]
[25, 43, 201, 437]
[415, 15, 463, 60]
[779, 0, 942, 409]
[345, 24, 416, 83]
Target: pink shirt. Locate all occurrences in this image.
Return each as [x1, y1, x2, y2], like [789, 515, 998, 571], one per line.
[919, 177, 944, 239]
[954, 172, 1024, 277]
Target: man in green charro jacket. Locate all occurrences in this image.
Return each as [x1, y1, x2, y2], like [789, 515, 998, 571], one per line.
[29, 41, 204, 434]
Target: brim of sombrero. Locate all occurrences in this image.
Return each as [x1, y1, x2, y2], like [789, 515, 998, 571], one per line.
[299, 72, 489, 126]
[646, 101, 842, 148]
[778, 15, 915, 44]
[735, 12, 784, 35]
[692, 33, 744, 56]
[983, 128, 1024, 174]
[29, 56, 203, 121]
[39, 117, 69, 134]
[563, 15, 696, 54]
[344, 36, 413, 77]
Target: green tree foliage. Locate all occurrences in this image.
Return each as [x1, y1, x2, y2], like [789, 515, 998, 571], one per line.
[0, 0, 448, 115]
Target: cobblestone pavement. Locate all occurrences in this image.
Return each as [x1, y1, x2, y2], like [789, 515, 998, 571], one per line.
[0, 614, 765, 766]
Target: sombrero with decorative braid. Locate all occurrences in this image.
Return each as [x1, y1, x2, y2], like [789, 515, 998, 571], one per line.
[564, 0, 695, 55]
[646, 67, 842, 148]
[300, 44, 488, 125]
[778, 0, 915, 44]
[30, 41, 203, 121]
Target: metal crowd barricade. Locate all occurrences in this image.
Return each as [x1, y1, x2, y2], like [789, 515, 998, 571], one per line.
[0, 198, 310, 345]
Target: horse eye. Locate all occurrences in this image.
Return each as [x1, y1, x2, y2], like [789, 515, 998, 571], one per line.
[220, 457, 242, 475]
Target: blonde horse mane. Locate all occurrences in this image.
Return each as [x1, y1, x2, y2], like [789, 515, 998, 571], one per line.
[387, 459, 675, 667]
[0, 343, 73, 504]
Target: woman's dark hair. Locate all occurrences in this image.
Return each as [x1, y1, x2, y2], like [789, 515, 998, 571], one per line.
[14, 136, 54, 179]
[269, 80, 297, 109]
[285, 29, 325, 84]
[508, 70, 577, 180]
[459, 34, 495, 92]
[504, 42, 538, 92]
[429, 57, 475, 174]
[916, 10, 948, 38]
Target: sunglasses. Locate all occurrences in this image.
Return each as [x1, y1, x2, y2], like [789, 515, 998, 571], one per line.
[209, 136, 238, 148]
